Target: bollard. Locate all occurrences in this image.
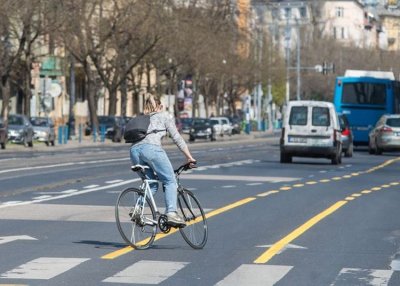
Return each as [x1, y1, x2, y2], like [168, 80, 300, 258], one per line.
[93, 125, 97, 142]
[100, 125, 106, 142]
[79, 124, 82, 143]
[58, 126, 63, 145]
[64, 125, 69, 144]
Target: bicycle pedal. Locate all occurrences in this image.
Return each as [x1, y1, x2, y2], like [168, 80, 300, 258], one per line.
[167, 221, 186, 228]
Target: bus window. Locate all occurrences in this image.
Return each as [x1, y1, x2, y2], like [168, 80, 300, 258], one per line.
[394, 81, 400, 114]
[341, 82, 386, 105]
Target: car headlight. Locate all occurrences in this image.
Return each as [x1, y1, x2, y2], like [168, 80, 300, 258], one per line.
[19, 129, 24, 134]
[106, 127, 113, 132]
[191, 128, 195, 133]
[207, 128, 211, 133]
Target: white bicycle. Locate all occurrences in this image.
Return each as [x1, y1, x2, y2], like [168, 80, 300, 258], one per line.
[115, 162, 208, 249]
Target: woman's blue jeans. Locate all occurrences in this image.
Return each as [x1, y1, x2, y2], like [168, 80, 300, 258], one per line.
[130, 143, 178, 213]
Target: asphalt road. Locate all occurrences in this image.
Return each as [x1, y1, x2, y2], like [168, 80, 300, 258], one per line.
[1, 137, 400, 286]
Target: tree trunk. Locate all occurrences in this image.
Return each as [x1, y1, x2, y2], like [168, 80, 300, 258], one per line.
[108, 88, 117, 116]
[24, 60, 31, 118]
[1, 80, 10, 128]
[84, 63, 98, 133]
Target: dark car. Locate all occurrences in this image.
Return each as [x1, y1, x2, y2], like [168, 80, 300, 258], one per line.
[189, 118, 216, 142]
[0, 118, 7, 149]
[30, 116, 56, 146]
[338, 113, 353, 157]
[98, 116, 124, 142]
[228, 116, 241, 134]
[181, 118, 193, 134]
[8, 114, 34, 147]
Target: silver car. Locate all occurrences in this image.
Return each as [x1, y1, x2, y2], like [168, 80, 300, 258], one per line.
[30, 117, 56, 146]
[369, 114, 400, 155]
[8, 114, 34, 147]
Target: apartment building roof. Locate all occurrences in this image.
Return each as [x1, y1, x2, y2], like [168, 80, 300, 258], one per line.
[376, 6, 400, 17]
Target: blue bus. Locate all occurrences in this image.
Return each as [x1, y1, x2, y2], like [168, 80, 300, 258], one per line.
[333, 70, 400, 146]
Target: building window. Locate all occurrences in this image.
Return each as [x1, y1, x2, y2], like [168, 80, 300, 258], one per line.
[271, 8, 279, 19]
[336, 7, 344, 17]
[284, 8, 291, 18]
[341, 27, 345, 39]
[299, 7, 307, 18]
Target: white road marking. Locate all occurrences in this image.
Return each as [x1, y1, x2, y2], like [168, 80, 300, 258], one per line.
[256, 243, 307, 254]
[246, 183, 263, 186]
[222, 185, 236, 188]
[105, 180, 123, 184]
[103, 260, 188, 284]
[180, 174, 300, 183]
[32, 195, 52, 200]
[345, 164, 352, 167]
[1, 201, 23, 205]
[0, 257, 89, 279]
[0, 158, 129, 175]
[0, 179, 140, 209]
[83, 185, 100, 189]
[216, 264, 293, 286]
[61, 189, 78, 194]
[0, 235, 37, 245]
[319, 170, 327, 173]
[330, 268, 393, 286]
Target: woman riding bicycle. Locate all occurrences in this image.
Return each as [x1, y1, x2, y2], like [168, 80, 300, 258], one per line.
[130, 93, 196, 225]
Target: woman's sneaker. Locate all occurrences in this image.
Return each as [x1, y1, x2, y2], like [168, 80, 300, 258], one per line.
[167, 212, 186, 226]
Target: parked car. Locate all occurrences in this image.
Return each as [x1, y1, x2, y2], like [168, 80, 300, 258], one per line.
[181, 118, 193, 134]
[338, 113, 353, 157]
[229, 116, 241, 134]
[0, 117, 7, 149]
[210, 118, 224, 136]
[8, 114, 34, 147]
[189, 118, 216, 142]
[368, 114, 400, 155]
[98, 116, 124, 142]
[30, 116, 56, 146]
[280, 101, 342, 165]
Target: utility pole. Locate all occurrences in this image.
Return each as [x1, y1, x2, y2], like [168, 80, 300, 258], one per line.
[69, 55, 75, 139]
[285, 17, 291, 106]
[296, 18, 301, 101]
[257, 30, 263, 131]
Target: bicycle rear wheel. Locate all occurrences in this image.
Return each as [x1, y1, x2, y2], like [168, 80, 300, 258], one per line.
[115, 188, 157, 250]
[177, 189, 208, 249]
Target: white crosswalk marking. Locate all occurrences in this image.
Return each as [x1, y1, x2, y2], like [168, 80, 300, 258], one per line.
[0, 257, 89, 280]
[215, 264, 293, 286]
[330, 268, 393, 286]
[103, 260, 188, 284]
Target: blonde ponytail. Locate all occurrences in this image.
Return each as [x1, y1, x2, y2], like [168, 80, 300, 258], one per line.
[144, 93, 162, 114]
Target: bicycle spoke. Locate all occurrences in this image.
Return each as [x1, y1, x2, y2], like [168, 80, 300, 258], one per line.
[116, 188, 156, 250]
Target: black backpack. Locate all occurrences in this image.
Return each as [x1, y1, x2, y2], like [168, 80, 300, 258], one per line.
[124, 114, 165, 143]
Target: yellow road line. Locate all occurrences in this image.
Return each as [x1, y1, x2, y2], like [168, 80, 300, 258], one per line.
[345, 197, 355, 201]
[102, 197, 256, 259]
[254, 201, 347, 264]
[293, 184, 304, 187]
[306, 181, 317, 185]
[361, 190, 371, 194]
[257, 190, 279, 197]
[280, 187, 292, 191]
[381, 185, 390, 188]
[391, 182, 399, 186]
[372, 187, 381, 191]
[352, 194, 361, 197]
[342, 175, 352, 178]
[320, 179, 330, 183]
[332, 177, 341, 180]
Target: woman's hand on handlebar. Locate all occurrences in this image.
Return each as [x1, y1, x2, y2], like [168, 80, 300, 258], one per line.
[187, 157, 196, 167]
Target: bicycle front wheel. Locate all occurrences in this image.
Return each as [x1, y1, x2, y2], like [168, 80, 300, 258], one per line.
[115, 188, 157, 250]
[177, 189, 208, 249]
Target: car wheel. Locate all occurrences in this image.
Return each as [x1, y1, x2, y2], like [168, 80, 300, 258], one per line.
[28, 139, 33, 147]
[344, 143, 353, 158]
[280, 152, 292, 163]
[189, 135, 195, 142]
[1, 142, 5, 149]
[375, 139, 382, 155]
[368, 140, 375, 154]
[331, 147, 340, 165]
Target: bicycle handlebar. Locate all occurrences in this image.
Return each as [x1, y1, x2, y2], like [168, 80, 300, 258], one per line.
[174, 161, 197, 175]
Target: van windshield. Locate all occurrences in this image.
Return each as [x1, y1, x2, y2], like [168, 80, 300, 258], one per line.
[289, 106, 307, 126]
[312, 107, 330, 127]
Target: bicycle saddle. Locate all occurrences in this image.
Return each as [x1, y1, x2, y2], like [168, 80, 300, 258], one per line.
[131, 165, 150, 172]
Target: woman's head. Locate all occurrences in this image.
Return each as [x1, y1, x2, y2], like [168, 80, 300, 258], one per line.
[144, 93, 163, 114]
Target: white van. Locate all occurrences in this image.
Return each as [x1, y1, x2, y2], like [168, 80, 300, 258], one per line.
[280, 101, 342, 165]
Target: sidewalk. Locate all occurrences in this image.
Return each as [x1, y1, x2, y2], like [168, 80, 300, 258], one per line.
[1, 129, 281, 153]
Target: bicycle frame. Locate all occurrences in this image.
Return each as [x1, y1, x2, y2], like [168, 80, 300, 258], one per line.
[137, 179, 160, 226]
